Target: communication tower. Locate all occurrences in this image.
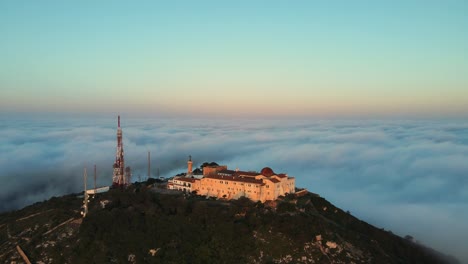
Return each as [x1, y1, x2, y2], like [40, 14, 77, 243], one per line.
[112, 115, 129, 187]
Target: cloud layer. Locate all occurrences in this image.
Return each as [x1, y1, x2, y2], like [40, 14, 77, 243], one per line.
[1, 116, 467, 262]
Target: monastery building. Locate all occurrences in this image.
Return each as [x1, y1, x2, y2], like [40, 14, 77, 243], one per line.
[168, 157, 295, 202]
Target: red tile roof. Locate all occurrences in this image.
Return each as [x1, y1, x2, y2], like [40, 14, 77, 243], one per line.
[175, 177, 198, 183]
[204, 174, 264, 184]
[268, 178, 281, 183]
[217, 170, 237, 175]
[234, 171, 260, 177]
[217, 169, 260, 177]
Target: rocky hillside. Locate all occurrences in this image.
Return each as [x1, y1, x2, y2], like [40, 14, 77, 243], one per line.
[0, 181, 460, 264]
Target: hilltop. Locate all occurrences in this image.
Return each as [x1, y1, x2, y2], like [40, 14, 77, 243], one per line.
[0, 180, 459, 264]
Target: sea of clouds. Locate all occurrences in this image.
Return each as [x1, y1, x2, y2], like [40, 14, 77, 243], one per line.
[1, 116, 467, 262]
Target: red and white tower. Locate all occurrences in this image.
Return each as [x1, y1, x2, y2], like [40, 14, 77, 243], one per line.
[112, 115, 126, 187]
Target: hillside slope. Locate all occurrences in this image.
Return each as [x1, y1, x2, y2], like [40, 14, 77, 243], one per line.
[0, 182, 460, 264]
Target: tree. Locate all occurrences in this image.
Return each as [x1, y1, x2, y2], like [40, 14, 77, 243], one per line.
[200, 162, 219, 169]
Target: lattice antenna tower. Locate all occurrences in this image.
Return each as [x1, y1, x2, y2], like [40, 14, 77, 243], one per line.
[112, 115, 126, 187]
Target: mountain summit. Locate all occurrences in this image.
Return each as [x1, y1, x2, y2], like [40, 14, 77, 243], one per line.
[0, 181, 459, 264]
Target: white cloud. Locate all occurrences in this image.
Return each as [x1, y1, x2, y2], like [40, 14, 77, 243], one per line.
[1, 116, 467, 262]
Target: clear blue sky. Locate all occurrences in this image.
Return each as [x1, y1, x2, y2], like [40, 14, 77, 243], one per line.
[1, 1, 467, 117]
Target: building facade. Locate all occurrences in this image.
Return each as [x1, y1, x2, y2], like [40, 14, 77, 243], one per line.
[168, 159, 295, 202]
[167, 177, 197, 193]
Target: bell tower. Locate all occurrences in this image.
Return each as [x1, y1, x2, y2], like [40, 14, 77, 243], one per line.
[187, 155, 193, 176]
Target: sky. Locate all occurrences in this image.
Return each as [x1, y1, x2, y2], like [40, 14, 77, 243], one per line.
[1, 1, 468, 117]
[1, 1, 468, 262]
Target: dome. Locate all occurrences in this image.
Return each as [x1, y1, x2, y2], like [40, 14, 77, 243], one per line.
[260, 167, 275, 177]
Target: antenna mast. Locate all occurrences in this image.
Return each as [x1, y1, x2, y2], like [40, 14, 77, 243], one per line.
[148, 151, 150, 180]
[125, 166, 132, 185]
[94, 164, 97, 193]
[82, 168, 89, 218]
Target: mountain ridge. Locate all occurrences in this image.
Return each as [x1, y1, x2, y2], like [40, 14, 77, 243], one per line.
[0, 181, 460, 264]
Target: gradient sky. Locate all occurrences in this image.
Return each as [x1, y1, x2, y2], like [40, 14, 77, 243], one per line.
[1, 1, 467, 117]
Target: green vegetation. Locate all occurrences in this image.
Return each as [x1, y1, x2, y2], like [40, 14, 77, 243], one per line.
[0, 184, 459, 264]
[71, 187, 458, 263]
[200, 161, 219, 169]
[74, 190, 257, 263]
